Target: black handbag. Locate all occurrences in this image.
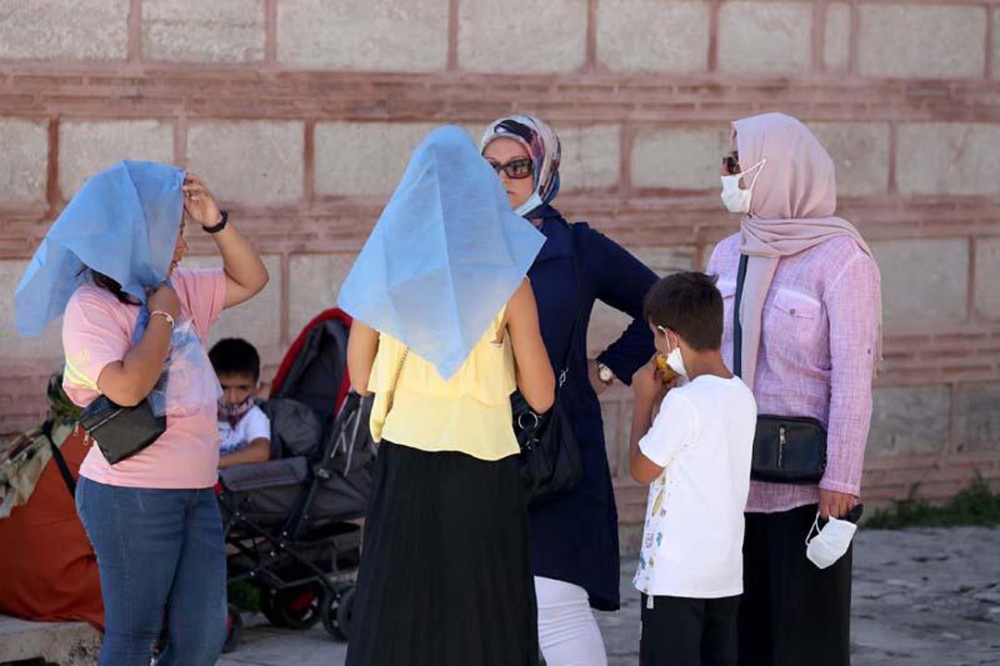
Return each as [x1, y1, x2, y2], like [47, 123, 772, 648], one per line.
[80, 394, 167, 465]
[511, 226, 584, 506]
[734, 254, 827, 484]
[751, 415, 827, 484]
[512, 384, 582, 506]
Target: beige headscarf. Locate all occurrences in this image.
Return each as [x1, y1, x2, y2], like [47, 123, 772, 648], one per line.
[733, 112, 882, 389]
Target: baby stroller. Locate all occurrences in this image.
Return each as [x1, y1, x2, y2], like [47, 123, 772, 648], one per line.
[218, 309, 374, 649]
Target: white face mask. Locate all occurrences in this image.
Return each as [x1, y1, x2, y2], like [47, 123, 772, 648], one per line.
[805, 513, 858, 569]
[666, 346, 687, 379]
[658, 327, 688, 378]
[514, 192, 543, 217]
[720, 159, 766, 214]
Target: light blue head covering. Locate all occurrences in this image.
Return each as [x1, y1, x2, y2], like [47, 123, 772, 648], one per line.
[15, 160, 185, 337]
[338, 126, 545, 380]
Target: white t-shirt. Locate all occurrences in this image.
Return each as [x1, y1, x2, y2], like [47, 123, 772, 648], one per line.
[218, 405, 271, 455]
[633, 374, 757, 599]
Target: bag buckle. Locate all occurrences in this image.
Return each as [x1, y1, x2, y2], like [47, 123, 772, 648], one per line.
[518, 411, 541, 432]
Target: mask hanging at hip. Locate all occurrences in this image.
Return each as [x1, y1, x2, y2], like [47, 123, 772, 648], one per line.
[805, 512, 858, 569]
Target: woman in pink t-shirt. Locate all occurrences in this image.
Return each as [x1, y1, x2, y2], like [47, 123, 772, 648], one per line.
[57, 165, 268, 665]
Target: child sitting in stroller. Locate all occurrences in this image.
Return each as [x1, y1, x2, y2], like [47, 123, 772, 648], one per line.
[210, 338, 272, 469]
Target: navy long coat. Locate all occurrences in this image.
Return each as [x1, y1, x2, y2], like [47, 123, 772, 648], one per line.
[528, 205, 657, 611]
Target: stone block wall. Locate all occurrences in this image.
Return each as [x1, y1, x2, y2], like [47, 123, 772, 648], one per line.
[0, 0, 997, 523]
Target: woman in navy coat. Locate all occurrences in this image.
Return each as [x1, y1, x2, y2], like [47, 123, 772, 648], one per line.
[481, 115, 657, 666]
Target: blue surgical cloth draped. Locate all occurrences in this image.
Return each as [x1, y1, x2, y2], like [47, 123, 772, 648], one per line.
[15, 160, 185, 337]
[337, 126, 545, 380]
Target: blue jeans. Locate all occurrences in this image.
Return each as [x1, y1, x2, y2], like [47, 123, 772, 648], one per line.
[75, 476, 227, 666]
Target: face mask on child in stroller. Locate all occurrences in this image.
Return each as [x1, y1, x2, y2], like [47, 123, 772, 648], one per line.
[218, 394, 255, 427]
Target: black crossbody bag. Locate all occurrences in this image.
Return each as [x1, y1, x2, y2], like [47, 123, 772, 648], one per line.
[78, 312, 168, 465]
[734, 254, 827, 484]
[511, 227, 583, 506]
[79, 392, 167, 465]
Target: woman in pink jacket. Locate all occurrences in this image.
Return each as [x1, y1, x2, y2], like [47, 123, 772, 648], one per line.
[706, 113, 882, 666]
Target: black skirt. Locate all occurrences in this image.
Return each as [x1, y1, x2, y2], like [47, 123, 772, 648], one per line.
[345, 441, 539, 666]
[739, 504, 853, 666]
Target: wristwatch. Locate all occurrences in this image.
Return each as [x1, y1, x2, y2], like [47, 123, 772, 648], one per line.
[596, 362, 615, 385]
[202, 210, 229, 234]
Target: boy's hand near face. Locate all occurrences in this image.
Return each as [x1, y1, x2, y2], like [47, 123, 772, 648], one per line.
[633, 359, 662, 404]
[634, 357, 678, 418]
[630, 358, 676, 484]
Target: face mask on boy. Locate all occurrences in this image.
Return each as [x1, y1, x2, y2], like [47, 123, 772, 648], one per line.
[657, 326, 688, 379]
[805, 512, 858, 569]
[218, 395, 254, 427]
[720, 159, 766, 214]
[666, 347, 687, 379]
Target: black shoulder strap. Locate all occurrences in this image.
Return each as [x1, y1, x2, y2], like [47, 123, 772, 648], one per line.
[42, 420, 77, 498]
[557, 225, 584, 388]
[733, 254, 749, 378]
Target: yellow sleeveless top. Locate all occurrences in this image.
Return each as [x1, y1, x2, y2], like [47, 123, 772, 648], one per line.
[367, 309, 518, 462]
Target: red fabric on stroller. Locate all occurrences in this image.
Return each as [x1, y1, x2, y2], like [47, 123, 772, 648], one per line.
[0, 425, 104, 629]
[270, 308, 354, 415]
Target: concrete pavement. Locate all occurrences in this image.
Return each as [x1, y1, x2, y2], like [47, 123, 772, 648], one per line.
[218, 526, 1000, 665]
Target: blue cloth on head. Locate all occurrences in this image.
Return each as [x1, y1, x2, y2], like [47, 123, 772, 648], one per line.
[337, 126, 545, 380]
[15, 160, 185, 337]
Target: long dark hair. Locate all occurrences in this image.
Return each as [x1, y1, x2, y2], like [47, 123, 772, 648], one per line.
[84, 269, 141, 306]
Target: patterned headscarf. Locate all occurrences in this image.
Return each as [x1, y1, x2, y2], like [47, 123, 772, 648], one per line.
[480, 114, 561, 219]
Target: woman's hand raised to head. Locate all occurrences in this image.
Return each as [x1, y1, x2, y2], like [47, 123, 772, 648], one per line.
[182, 174, 223, 229]
[182, 173, 270, 309]
[507, 279, 556, 413]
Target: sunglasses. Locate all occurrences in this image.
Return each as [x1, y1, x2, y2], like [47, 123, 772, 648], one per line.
[722, 151, 740, 175]
[486, 157, 534, 180]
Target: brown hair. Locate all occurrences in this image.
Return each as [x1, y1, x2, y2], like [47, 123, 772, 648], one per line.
[643, 272, 724, 352]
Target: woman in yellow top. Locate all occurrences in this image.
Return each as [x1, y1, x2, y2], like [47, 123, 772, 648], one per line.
[340, 127, 555, 666]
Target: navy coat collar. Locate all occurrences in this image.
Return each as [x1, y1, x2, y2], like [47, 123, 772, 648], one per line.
[532, 205, 575, 264]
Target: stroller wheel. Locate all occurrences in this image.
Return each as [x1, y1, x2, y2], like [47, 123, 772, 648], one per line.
[322, 585, 356, 641]
[260, 583, 324, 630]
[224, 604, 243, 653]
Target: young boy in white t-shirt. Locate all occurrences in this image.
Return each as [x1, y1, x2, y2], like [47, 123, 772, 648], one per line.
[209, 338, 271, 469]
[630, 272, 757, 666]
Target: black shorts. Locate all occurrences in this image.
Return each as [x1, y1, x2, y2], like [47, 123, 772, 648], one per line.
[640, 593, 740, 666]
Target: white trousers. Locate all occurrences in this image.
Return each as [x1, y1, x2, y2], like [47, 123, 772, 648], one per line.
[535, 576, 608, 666]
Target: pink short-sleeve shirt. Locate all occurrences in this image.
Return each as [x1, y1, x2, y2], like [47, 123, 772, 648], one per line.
[63, 268, 227, 489]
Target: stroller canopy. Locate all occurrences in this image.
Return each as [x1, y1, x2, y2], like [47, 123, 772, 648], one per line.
[271, 309, 353, 423]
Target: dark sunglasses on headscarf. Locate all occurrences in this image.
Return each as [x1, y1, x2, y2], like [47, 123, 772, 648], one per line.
[722, 151, 740, 175]
[486, 157, 534, 180]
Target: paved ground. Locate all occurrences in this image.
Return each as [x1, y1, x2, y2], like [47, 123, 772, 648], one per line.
[220, 526, 1000, 666]
[0, 615, 100, 666]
